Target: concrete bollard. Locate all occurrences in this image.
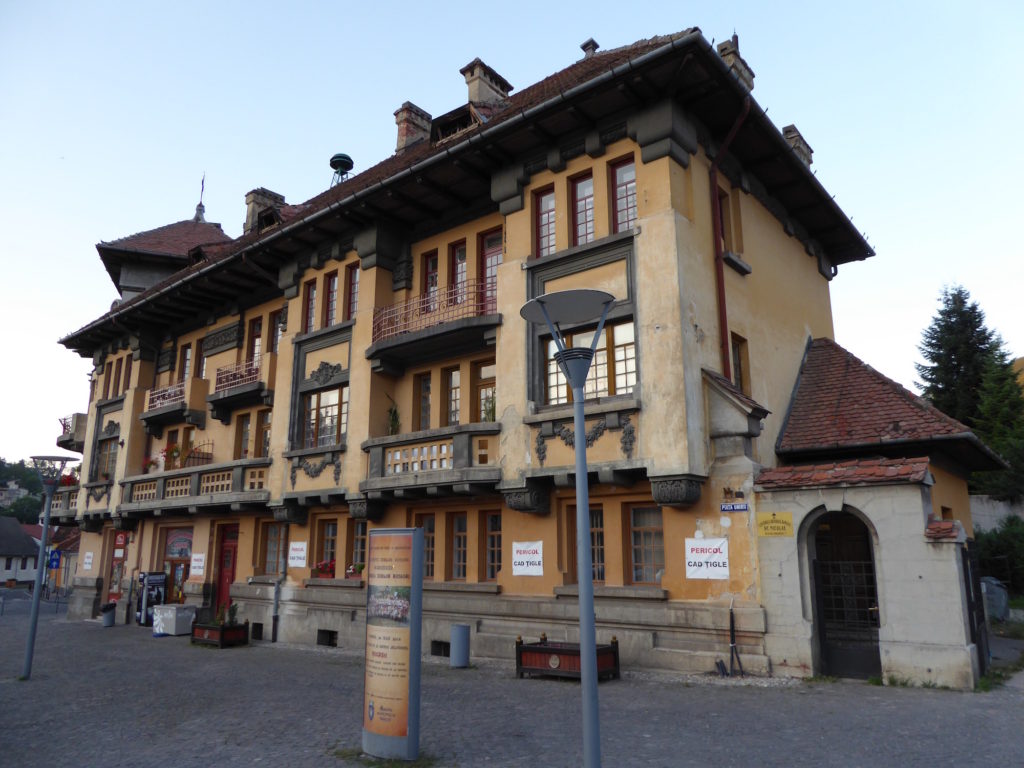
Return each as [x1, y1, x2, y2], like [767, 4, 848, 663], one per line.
[450, 623, 470, 668]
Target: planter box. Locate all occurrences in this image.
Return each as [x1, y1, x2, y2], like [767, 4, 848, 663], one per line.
[191, 621, 249, 648]
[515, 635, 620, 681]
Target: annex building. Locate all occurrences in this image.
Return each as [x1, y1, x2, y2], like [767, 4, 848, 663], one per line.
[56, 29, 1000, 688]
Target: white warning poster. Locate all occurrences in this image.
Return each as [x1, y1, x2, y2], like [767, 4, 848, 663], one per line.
[685, 538, 729, 580]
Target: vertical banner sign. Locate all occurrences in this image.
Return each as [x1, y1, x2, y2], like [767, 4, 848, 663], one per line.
[362, 528, 423, 761]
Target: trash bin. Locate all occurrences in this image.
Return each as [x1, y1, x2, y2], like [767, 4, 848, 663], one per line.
[450, 623, 470, 668]
[100, 602, 117, 628]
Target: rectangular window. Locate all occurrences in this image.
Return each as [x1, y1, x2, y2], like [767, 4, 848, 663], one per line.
[485, 511, 501, 581]
[122, 355, 133, 393]
[351, 520, 367, 568]
[473, 360, 496, 422]
[717, 188, 734, 253]
[94, 437, 118, 481]
[264, 523, 286, 577]
[415, 372, 431, 431]
[256, 410, 272, 458]
[344, 263, 360, 321]
[546, 320, 636, 405]
[268, 309, 283, 354]
[178, 344, 192, 383]
[450, 512, 467, 580]
[302, 386, 349, 448]
[479, 229, 502, 312]
[323, 271, 339, 328]
[247, 317, 262, 363]
[572, 174, 595, 246]
[4, 557, 11, 570]
[416, 513, 435, 580]
[103, 361, 113, 400]
[235, 413, 251, 459]
[630, 506, 664, 585]
[535, 187, 556, 258]
[112, 358, 123, 398]
[194, 339, 204, 379]
[730, 332, 750, 395]
[319, 520, 338, 576]
[302, 279, 317, 334]
[449, 242, 467, 304]
[443, 367, 461, 427]
[612, 159, 637, 232]
[423, 251, 439, 311]
[590, 507, 605, 583]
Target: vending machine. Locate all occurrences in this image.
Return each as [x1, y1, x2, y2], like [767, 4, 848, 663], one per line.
[135, 572, 166, 626]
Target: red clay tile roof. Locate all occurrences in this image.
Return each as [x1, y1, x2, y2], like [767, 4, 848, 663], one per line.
[100, 218, 231, 258]
[756, 457, 931, 490]
[778, 338, 978, 453]
[703, 368, 769, 415]
[924, 519, 959, 540]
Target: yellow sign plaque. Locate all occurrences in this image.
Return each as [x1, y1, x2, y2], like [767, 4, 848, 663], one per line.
[757, 512, 794, 537]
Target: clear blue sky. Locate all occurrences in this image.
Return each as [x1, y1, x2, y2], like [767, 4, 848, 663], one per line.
[2, 1, 1021, 462]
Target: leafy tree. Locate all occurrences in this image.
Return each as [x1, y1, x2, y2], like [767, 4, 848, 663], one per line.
[972, 348, 1024, 501]
[0, 458, 43, 495]
[916, 286, 997, 429]
[2, 495, 44, 524]
[974, 515, 1024, 595]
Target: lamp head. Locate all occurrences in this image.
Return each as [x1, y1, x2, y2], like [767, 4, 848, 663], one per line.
[31, 455, 73, 488]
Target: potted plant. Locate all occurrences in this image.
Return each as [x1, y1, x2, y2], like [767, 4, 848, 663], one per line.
[313, 558, 336, 579]
[386, 403, 400, 436]
[345, 563, 365, 579]
[191, 604, 249, 648]
[161, 444, 181, 470]
[143, 457, 159, 474]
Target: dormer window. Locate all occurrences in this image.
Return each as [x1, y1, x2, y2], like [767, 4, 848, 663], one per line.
[257, 208, 279, 232]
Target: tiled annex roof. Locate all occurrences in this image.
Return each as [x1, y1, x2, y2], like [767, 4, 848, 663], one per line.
[99, 218, 231, 257]
[776, 338, 1002, 472]
[756, 456, 931, 490]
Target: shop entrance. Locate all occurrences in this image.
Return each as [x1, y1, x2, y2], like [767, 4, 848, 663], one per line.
[216, 525, 239, 614]
[811, 511, 881, 679]
[162, 527, 193, 604]
[107, 530, 129, 603]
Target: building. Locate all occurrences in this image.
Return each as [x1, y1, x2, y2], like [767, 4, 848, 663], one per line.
[0, 480, 31, 508]
[56, 29, 999, 687]
[1, 517, 39, 585]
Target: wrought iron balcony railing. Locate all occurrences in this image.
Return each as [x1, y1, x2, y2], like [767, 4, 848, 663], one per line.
[146, 381, 185, 411]
[371, 278, 497, 344]
[214, 356, 262, 393]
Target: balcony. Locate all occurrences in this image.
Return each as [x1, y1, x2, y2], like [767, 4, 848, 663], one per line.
[56, 413, 87, 453]
[141, 378, 208, 437]
[366, 279, 501, 374]
[207, 353, 276, 424]
[360, 422, 501, 500]
[50, 485, 79, 526]
[119, 457, 271, 518]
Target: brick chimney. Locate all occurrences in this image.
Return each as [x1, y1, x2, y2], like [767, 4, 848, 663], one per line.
[459, 58, 512, 106]
[394, 101, 432, 153]
[244, 188, 285, 235]
[717, 34, 755, 91]
[782, 125, 813, 167]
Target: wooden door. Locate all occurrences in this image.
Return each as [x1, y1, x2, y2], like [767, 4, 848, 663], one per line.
[216, 525, 239, 613]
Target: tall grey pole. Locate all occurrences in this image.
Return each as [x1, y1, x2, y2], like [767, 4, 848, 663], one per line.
[22, 485, 55, 680]
[571, 378, 601, 768]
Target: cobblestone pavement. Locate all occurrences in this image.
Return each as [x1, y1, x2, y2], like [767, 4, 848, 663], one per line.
[1, 601, 1022, 768]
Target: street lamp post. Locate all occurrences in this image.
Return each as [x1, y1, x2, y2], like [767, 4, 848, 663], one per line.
[22, 455, 72, 680]
[521, 289, 614, 768]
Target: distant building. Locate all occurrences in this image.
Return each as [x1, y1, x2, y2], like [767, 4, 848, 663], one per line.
[0, 480, 30, 508]
[55, 29, 1001, 688]
[0, 517, 39, 584]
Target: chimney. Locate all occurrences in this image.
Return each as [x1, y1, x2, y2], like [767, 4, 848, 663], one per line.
[717, 34, 755, 91]
[459, 58, 512, 106]
[244, 188, 285, 235]
[580, 38, 599, 59]
[782, 125, 813, 167]
[394, 101, 432, 153]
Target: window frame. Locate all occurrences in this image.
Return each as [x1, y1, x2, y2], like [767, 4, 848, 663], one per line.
[416, 512, 435, 581]
[302, 279, 317, 334]
[301, 385, 350, 449]
[610, 157, 637, 233]
[571, 173, 595, 246]
[484, 511, 501, 581]
[323, 270, 339, 328]
[449, 241, 467, 305]
[443, 366, 461, 427]
[628, 505, 664, 586]
[534, 186, 556, 258]
[263, 523, 287, 577]
[545, 320, 636, 405]
[344, 263, 360, 322]
[450, 511, 468, 581]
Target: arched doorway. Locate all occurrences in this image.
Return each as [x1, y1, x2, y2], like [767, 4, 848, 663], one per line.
[811, 511, 881, 678]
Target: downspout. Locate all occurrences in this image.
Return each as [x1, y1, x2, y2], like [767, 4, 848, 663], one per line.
[710, 96, 751, 380]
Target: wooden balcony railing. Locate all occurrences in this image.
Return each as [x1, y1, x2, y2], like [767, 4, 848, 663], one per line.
[214, 356, 262, 393]
[147, 381, 185, 411]
[371, 278, 496, 344]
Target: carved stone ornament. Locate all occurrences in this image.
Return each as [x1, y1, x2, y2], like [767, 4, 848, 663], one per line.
[348, 498, 385, 521]
[651, 476, 703, 508]
[502, 485, 550, 515]
[101, 420, 120, 437]
[290, 453, 342, 489]
[203, 321, 244, 354]
[536, 418, 609, 467]
[619, 414, 636, 459]
[308, 361, 343, 388]
[88, 484, 110, 503]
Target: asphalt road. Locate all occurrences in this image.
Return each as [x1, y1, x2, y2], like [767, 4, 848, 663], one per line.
[1, 598, 1022, 767]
